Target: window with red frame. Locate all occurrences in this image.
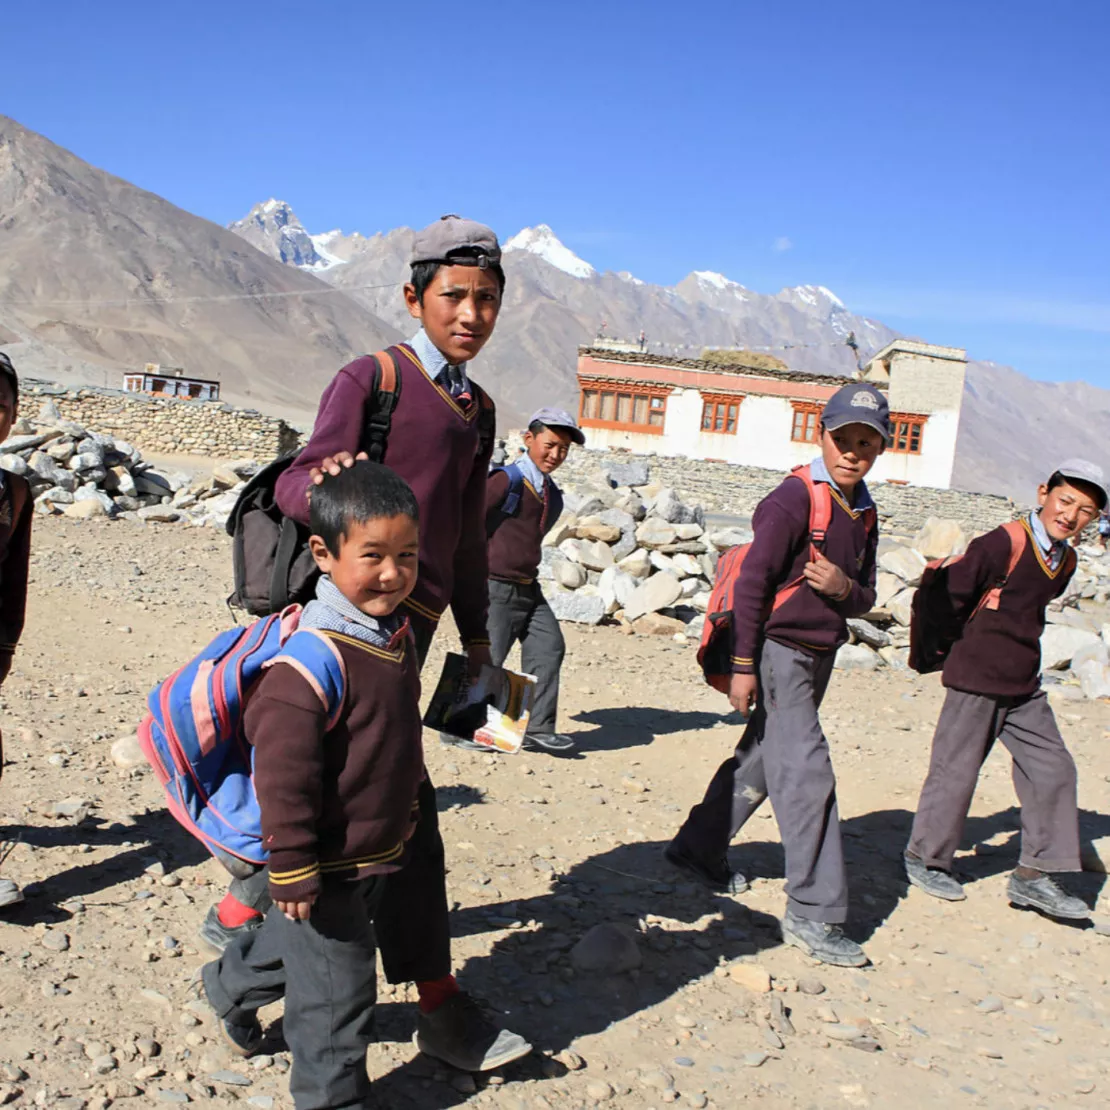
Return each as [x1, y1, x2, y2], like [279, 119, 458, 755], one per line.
[701, 395, 742, 434]
[889, 414, 926, 454]
[579, 386, 668, 433]
[791, 403, 821, 443]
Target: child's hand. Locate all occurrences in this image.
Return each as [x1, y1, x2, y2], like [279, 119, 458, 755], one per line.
[276, 894, 317, 921]
[466, 643, 493, 684]
[309, 451, 369, 490]
[803, 553, 851, 600]
[729, 673, 758, 716]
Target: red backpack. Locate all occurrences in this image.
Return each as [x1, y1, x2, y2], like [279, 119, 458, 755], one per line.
[697, 464, 876, 692]
[908, 519, 1074, 674]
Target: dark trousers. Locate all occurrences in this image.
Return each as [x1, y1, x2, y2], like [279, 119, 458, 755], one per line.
[204, 877, 385, 1110]
[908, 687, 1080, 873]
[224, 613, 451, 986]
[487, 579, 566, 737]
[675, 640, 847, 923]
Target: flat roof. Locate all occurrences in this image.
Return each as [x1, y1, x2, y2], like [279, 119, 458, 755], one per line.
[865, 339, 966, 366]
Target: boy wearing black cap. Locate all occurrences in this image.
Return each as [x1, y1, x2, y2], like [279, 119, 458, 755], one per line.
[0, 352, 32, 910]
[484, 408, 584, 755]
[242, 216, 530, 1072]
[904, 459, 1108, 921]
[667, 383, 889, 967]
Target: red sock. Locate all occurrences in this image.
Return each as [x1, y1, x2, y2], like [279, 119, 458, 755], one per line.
[417, 974, 460, 1014]
[216, 892, 263, 928]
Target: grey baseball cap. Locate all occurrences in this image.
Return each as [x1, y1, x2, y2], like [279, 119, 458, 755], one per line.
[529, 406, 585, 446]
[1055, 458, 1108, 509]
[821, 383, 891, 443]
[411, 214, 501, 268]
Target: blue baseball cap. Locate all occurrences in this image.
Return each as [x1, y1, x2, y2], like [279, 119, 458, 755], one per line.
[529, 407, 585, 446]
[821, 383, 891, 443]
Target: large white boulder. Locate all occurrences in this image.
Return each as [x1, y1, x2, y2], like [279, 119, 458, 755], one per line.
[879, 546, 927, 586]
[1040, 625, 1102, 671]
[623, 572, 683, 622]
[912, 517, 968, 560]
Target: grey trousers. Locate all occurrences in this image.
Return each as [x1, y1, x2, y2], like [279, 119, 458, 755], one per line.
[676, 640, 847, 922]
[204, 876, 386, 1110]
[488, 579, 566, 737]
[908, 688, 1080, 873]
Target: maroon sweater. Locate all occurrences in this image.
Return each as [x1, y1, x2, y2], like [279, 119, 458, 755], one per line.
[942, 520, 1075, 698]
[731, 475, 878, 673]
[248, 626, 424, 902]
[485, 469, 561, 583]
[276, 344, 494, 646]
[0, 475, 32, 683]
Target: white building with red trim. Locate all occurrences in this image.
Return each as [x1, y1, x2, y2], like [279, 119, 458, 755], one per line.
[576, 338, 967, 489]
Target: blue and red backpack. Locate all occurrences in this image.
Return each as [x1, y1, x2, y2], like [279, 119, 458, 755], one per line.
[137, 606, 347, 873]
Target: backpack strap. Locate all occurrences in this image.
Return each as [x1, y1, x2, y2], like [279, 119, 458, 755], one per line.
[974, 519, 1027, 615]
[788, 464, 833, 556]
[498, 463, 526, 518]
[475, 386, 497, 458]
[269, 628, 349, 730]
[6, 475, 28, 527]
[361, 349, 402, 463]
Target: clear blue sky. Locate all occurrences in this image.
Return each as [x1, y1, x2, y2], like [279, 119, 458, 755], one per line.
[5, 1, 1108, 386]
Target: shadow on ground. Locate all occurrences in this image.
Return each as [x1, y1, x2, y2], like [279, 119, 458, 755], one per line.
[569, 706, 745, 751]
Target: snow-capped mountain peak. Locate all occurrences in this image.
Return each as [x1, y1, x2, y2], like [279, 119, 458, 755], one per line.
[504, 225, 595, 279]
[688, 270, 748, 300]
[787, 283, 846, 309]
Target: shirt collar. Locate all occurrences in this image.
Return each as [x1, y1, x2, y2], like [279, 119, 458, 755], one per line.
[515, 452, 546, 494]
[1029, 510, 1066, 568]
[408, 327, 469, 391]
[809, 455, 874, 512]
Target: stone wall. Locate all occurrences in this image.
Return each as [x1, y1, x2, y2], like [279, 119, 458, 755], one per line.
[20, 379, 300, 461]
[554, 448, 1017, 538]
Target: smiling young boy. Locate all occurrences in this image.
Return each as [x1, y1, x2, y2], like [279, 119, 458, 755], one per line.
[666, 383, 887, 967]
[263, 215, 529, 1073]
[484, 408, 584, 754]
[0, 352, 31, 911]
[904, 460, 1108, 921]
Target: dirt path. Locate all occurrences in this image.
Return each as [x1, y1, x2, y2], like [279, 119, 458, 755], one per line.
[0, 517, 1108, 1109]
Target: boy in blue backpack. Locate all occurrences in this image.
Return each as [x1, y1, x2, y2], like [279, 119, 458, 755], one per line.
[667, 383, 887, 968]
[200, 461, 529, 1107]
[483, 408, 584, 754]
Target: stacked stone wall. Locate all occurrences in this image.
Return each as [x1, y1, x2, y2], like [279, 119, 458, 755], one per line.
[20, 380, 299, 460]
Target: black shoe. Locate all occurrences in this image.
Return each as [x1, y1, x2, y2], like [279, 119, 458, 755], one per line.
[1007, 872, 1090, 921]
[664, 841, 749, 894]
[522, 732, 577, 754]
[194, 965, 264, 1057]
[413, 992, 532, 1072]
[904, 853, 966, 901]
[197, 904, 264, 955]
[781, 911, 867, 968]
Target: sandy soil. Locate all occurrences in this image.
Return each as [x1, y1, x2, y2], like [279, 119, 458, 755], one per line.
[1, 517, 1109, 1109]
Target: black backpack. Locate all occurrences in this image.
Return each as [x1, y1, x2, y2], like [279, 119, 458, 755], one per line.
[226, 350, 402, 616]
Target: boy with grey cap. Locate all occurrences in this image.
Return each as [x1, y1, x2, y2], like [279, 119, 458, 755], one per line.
[483, 408, 585, 754]
[905, 459, 1107, 921]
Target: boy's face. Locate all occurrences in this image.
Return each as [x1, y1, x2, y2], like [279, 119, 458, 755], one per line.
[1037, 479, 1102, 541]
[0, 378, 17, 445]
[524, 425, 574, 475]
[309, 513, 419, 619]
[819, 422, 885, 490]
[403, 264, 502, 365]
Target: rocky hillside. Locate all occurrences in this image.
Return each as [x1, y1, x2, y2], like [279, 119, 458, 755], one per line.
[0, 117, 400, 422]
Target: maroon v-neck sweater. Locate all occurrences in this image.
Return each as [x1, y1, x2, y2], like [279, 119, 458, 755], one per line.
[942, 520, 1075, 698]
[276, 344, 494, 646]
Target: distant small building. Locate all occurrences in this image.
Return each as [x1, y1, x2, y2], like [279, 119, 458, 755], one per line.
[123, 364, 220, 401]
[576, 338, 967, 489]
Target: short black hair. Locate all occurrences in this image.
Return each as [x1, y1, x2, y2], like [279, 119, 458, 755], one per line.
[1048, 470, 1107, 510]
[309, 460, 419, 557]
[409, 250, 506, 303]
[0, 352, 18, 405]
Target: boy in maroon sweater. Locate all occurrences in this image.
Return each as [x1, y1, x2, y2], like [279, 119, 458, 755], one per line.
[257, 215, 528, 1073]
[0, 353, 32, 911]
[905, 460, 1107, 921]
[484, 407, 583, 754]
[201, 461, 529, 1106]
[667, 383, 887, 967]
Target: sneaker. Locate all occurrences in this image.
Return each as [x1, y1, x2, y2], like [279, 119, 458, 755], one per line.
[0, 879, 23, 909]
[664, 840, 749, 895]
[904, 854, 966, 902]
[1007, 871, 1090, 921]
[781, 910, 868, 967]
[522, 732, 577, 754]
[413, 992, 532, 1072]
[197, 904, 264, 956]
[194, 965, 264, 1057]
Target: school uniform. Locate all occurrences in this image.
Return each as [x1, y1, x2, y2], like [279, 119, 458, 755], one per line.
[485, 454, 565, 739]
[673, 457, 878, 923]
[907, 513, 1081, 873]
[274, 327, 493, 988]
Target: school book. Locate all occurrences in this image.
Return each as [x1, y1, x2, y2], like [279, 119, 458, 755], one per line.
[423, 653, 536, 753]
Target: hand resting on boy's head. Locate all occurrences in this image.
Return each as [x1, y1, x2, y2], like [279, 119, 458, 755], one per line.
[307, 450, 370, 496]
